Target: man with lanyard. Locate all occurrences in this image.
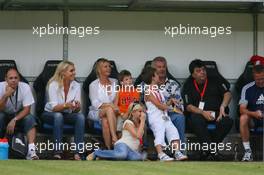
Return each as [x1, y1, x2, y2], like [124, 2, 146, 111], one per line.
[182, 59, 233, 160]
[239, 64, 264, 161]
[151, 56, 186, 152]
[0, 68, 38, 160]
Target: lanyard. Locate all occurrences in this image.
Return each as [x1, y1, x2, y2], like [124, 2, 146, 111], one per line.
[9, 87, 18, 112]
[193, 78, 208, 101]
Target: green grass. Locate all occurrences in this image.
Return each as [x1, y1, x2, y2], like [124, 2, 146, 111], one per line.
[0, 160, 263, 175]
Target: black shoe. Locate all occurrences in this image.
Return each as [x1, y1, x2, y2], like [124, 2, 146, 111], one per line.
[200, 151, 210, 161]
[212, 152, 225, 161]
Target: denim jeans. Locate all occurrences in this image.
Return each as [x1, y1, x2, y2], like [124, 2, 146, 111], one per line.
[41, 112, 85, 154]
[168, 112, 186, 145]
[94, 142, 143, 161]
[0, 112, 37, 138]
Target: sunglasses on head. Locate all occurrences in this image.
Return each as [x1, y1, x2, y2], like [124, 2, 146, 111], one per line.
[130, 101, 140, 111]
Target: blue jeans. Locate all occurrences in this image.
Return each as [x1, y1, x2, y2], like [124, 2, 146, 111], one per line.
[41, 112, 85, 154]
[94, 143, 143, 161]
[168, 112, 186, 145]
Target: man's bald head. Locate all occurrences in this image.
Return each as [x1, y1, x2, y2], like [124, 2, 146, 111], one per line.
[5, 68, 20, 89]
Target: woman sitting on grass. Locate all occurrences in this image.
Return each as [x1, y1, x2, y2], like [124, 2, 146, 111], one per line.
[87, 102, 146, 161]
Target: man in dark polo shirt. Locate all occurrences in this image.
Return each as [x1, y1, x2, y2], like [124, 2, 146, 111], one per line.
[182, 59, 233, 160]
[239, 64, 264, 161]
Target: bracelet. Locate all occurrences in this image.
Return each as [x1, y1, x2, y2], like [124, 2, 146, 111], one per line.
[63, 103, 67, 109]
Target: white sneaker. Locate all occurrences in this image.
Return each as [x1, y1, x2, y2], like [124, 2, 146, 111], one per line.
[26, 150, 39, 160]
[242, 151, 253, 161]
[174, 151, 188, 161]
[158, 153, 174, 162]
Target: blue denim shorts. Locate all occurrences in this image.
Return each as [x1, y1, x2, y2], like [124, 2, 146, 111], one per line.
[0, 112, 37, 134]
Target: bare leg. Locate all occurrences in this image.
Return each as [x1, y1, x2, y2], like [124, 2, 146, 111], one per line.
[171, 140, 180, 151]
[27, 127, 36, 144]
[240, 114, 250, 142]
[155, 144, 163, 154]
[105, 107, 118, 143]
[101, 118, 111, 149]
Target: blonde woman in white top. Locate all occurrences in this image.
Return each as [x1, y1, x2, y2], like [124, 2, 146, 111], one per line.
[42, 61, 85, 160]
[87, 102, 145, 161]
[88, 58, 119, 149]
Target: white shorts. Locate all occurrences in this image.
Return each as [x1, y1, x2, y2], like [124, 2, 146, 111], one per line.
[148, 114, 180, 147]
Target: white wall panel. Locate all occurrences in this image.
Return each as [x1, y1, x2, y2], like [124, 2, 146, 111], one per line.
[0, 11, 63, 77]
[69, 12, 253, 79]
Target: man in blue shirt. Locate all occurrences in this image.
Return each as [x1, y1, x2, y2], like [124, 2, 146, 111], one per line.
[239, 64, 264, 161]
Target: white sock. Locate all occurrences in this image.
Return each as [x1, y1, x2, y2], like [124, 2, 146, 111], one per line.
[28, 143, 36, 152]
[174, 150, 181, 155]
[158, 152, 165, 158]
[242, 142, 251, 152]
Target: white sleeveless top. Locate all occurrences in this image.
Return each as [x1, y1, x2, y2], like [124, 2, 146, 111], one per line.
[145, 89, 169, 121]
[115, 120, 140, 151]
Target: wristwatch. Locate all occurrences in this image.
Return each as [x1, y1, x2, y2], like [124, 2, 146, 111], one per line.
[13, 117, 18, 122]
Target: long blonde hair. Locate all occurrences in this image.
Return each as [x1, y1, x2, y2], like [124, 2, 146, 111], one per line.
[48, 61, 74, 89]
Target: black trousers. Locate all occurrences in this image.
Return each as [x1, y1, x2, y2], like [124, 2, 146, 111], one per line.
[188, 113, 233, 145]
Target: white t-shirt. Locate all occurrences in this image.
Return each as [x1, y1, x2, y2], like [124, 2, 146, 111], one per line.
[0, 81, 34, 114]
[44, 80, 81, 113]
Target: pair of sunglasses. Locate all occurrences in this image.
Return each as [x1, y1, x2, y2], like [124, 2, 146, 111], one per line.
[131, 101, 140, 109]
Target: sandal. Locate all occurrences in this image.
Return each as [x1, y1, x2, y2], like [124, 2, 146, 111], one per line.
[112, 137, 118, 145]
[86, 152, 95, 161]
[74, 154, 81, 161]
[53, 154, 62, 160]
